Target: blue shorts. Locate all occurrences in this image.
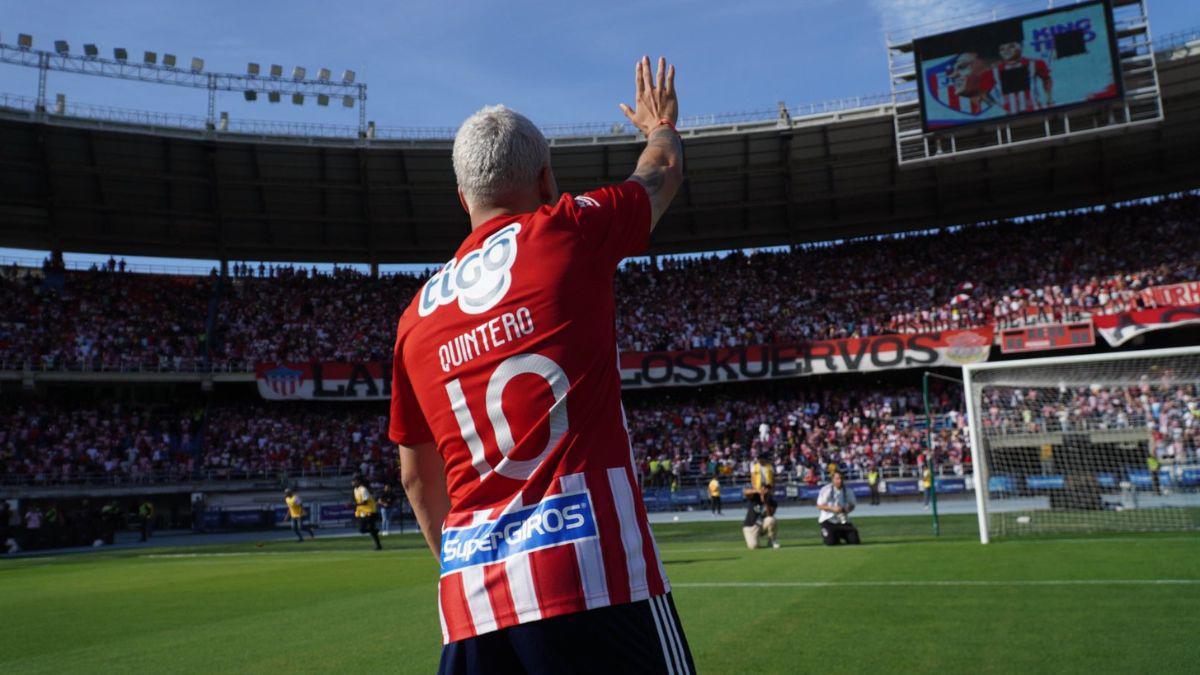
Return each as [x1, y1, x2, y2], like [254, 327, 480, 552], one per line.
[438, 592, 694, 675]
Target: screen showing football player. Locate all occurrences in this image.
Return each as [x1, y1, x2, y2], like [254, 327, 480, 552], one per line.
[993, 40, 1053, 113]
[946, 51, 999, 115]
[392, 56, 693, 674]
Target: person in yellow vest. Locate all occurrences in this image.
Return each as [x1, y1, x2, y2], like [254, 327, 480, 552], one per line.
[352, 475, 382, 550]
[1147, 453, 1161, 495]
[920, 465, 933, 511]
[284, 489, 316, 542]
[867, 465, 881, 506]
[750, 454, 775, 497]
[708, 475, 722, 515]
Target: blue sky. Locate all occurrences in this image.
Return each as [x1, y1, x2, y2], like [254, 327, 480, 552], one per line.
[0, 0, 1194, 269]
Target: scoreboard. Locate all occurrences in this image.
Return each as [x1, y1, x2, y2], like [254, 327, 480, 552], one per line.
[913, 0, 1122, 132]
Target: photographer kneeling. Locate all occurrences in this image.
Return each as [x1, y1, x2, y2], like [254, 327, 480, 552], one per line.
[817, 472, 860, 546]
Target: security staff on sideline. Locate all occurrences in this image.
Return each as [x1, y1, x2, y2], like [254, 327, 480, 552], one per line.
[284, 489, 316, 542]
[352, 476, 382, 550]
[867, 465, 881, 506]
[708, 475, 722, 515]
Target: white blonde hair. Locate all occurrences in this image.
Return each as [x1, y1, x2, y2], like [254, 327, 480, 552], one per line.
[452, 105, 550, 208]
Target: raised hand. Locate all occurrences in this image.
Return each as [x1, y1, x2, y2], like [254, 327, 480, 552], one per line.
[619, 56, 678, 136]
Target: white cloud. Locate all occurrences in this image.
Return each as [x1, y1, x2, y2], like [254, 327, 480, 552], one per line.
[868, 0, 994, 37]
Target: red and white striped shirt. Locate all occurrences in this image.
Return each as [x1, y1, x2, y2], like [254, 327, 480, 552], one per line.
[990, 58, 1052, 114]
[390, 181, 668, 644]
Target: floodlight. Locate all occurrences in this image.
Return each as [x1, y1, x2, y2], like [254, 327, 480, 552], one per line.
[163, 53, 176, 67]
[269, 64, 282, 78]
[291, 93, 304, 105]
[190, 57, 204, 71]
[17, 34, 33, 49]
[83, 44, 99, 58]
[317, 68, 330, 81]
[341, 70, 355, 84]
[113, 47, 128, 61]
[267, 91, 280, 103]
[54, 93, 65, 114]
[292, 66, 306, 80]
[244, 90, 257, 101]
[316, 94, 329, 106]
[54, 40, 69, 55]
[143, 51, 157, 64]
[247, 62, 260, 76]
[342, 95, 354, 108]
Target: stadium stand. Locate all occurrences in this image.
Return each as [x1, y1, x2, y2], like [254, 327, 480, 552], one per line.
[2, 194, 1197, 371]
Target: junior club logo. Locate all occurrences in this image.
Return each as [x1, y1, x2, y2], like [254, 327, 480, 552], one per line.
[264, 365, 305, 397]
[944, 330, 991, 364]
[420, 223, 521, 317]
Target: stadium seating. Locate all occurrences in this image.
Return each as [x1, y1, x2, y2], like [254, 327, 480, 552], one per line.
[2, 195, 1196, 371]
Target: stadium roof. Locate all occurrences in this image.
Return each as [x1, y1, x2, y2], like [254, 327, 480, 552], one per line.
[1, 39, 1198, 264]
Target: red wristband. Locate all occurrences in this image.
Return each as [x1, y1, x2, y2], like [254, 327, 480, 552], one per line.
[654, 118, 677, 133]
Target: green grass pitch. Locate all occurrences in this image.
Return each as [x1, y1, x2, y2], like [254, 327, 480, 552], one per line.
[2, 514, 1197, 674]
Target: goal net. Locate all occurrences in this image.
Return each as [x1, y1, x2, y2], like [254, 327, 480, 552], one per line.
[964, 346, 1200, 543]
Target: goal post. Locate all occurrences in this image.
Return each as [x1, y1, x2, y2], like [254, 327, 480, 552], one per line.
[963, 346, 1200, 544]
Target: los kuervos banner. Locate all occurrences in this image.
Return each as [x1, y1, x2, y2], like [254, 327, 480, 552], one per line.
[618, 327, 993, 389]
[255, 327, 994, 400]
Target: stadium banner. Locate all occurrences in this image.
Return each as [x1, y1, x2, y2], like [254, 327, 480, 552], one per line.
[1138, 281, 1200, 308]
[999, 321, 1094, 354]
[913, 0, 1122, 132]
[255, 362, 390, 401]
[255, 327, 992, 398]
[618, 327, 993, 389]
[1093, 304, 1200, 347]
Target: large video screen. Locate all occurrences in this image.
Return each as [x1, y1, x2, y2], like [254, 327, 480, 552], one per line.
[914, 0, 1122, 132]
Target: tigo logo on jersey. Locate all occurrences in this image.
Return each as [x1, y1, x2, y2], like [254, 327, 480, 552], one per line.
[440, 492, 597, 573]
[420, 224, 521, 317]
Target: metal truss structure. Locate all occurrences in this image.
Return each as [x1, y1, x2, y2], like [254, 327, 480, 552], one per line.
[0, 41, 368, 135]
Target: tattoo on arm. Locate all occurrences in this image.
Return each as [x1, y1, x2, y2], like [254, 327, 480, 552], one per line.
[631, 126, 684, 226]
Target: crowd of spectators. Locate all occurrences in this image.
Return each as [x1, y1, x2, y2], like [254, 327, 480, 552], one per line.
[212, 265, 422, 367]
[0, 401, 204, 484]
[200, 403, 397, 483]
[0, 399, 398, 486]
[614, 195, 1200, 351]
[5, 376, 1197, 486]
[0, 265, 214, 371]
[624, 383, 970, 486]
[980, 380, 1200, 464]
[1, 195, 1197, 369]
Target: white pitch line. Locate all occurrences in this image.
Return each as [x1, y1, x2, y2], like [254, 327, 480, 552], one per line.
[673, 579, 1200, 589]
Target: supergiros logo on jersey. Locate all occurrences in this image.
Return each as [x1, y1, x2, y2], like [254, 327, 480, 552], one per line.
[420, 224, 521, 317]
[440, 492, 598, 574]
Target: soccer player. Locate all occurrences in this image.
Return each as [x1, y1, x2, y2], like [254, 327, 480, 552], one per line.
[932, 52, 998, 115]
[352, 476, 382, 551]
[283, 489, 315, 542]
[391, 56, 693, 674]
[991, 41, 1052, 113]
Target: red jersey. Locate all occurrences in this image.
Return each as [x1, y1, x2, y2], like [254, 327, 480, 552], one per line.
[990, 58, 1051, 113]
[389, 181, 669, 644]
